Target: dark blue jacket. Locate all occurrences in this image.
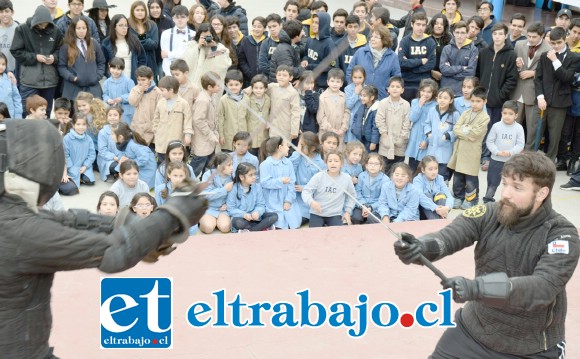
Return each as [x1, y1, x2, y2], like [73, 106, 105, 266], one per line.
[346, 44, 401, 100]
[129, 22, 159, 80]
[301, 90, 319, 134]
[351, 101, 380, 148]
[238, 34, 265, 87]
[303, 12, 336, 89]
[257, 36, 279, 76]
[56, 13, 101, 44]
[101, 36, 147, 84]
[58, 41, 106, 99]
[398, 34, 436, 88]
[330, 27, 346, 45]
[481, 16, 497, 46]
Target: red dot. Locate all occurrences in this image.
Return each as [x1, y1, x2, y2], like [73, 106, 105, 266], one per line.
[400, 313, 414, 328]
[152, 339, 158, 345]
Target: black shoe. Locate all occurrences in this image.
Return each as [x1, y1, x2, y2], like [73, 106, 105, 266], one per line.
[556, 160, 567, 171]
[105, 174, 116, 183]
[560, 182, 580, 191]
[567, 159, 578, 176]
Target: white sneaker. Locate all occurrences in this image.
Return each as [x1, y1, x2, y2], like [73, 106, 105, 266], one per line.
[237, 229, 250, 233]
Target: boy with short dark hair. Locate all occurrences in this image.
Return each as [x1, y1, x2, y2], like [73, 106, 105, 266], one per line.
[190, 71, 221, 178]
[128, 66, 160, 145]
[103, 57, 135, 124]
[160, 5, 195, 76]
[448, 87, 490, 209]
[218, 69, 249, 152]
[269, 19, 304, 83]
[351, 1, 370, 38]
[375, 76, 411, 174]
[53, 97, 72, 135]
[331, 8, 348, 44]
[170, 59, 200, 107]
[337, 15, 367, 77]
[398, 12, 436, 102]
[317, 68, 350, 144]
[302, 12, 336, 90]
[258, 13, 282, 77]
[283, 0, 300, 22]
[508, 13, 526, 47]
[153, 75, 193, 161]
[0, 0, 17, 75]
[535, 26, 580, 166]
[371, 7, 399, 50]
[483, 100, 524, 203]
[267, 65, 300, 140]
[477, 1, 497, 45]
[25, 94, 48, 120]
[226, 15, 243, 47]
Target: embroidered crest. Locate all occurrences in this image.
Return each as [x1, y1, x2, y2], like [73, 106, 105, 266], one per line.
[463, 204, 486, 218]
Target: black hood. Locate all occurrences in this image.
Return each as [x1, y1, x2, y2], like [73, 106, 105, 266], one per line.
[30, 5, 53, 28]
[0, 120, 65, 206]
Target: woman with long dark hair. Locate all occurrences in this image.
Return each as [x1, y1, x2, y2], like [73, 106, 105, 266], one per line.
[58, 16, 106, 99]
[101, 14, 147, 83]
[210, 14, 237, 68]
[148, 0, 174, 78]
[128, 1, 159, 80]
[85, 0, 116, 42]
[426, 13, 452, 82]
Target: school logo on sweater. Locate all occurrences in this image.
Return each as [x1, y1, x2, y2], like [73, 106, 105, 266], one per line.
[462, 204, 486, 218]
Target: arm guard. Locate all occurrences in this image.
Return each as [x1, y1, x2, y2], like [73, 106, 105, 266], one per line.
[39, 208, 115, 234]
[475, 272, 512, 306]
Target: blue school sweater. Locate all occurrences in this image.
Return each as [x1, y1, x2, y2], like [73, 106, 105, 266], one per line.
[377, 181, 420, 222]
[63, 130, 96, 188]
[398, 34, 436, 88]
[290, 151, 325, 219]
[201, 169, 233, 218]
[97, 125, 124, 181]
[303, 12, 336, 89]
[355, 171, 390, 212]
[115, 139, 156, 189]
[103, 75, 136, 125]
[413, 173, 454, 211]
[406, 99, 437, 160]
[424, 106, 460, 164]
[227, 183, 266, 218]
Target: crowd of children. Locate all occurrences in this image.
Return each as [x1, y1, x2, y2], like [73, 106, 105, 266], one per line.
[1, 0, 579, 234]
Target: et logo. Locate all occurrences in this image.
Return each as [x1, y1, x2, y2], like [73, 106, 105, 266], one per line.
[100, 278, 172, 349]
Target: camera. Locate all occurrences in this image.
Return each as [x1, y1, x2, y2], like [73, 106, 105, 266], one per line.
[204, 35, 213, 43]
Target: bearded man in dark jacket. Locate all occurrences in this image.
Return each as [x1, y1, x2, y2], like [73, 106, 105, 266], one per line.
[395, 151, 579, 358]
[0, 119, 207, 359]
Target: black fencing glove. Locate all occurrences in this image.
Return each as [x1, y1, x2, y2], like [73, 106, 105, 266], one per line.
[393, 232, 440, 265]
[442, 273, 512, 305]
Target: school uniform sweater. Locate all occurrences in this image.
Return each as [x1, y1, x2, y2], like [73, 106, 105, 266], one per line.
[302, 171, 356, 217]
[63, 130, 96, 188]
[486, 120, 525, 162]
[406, 99, 436, 160]
[413, 173, 454, 211]
[201, 169, 233, 218]
[152, 95, 193, 154]
[439, 39, 478, 95]
[398, 34, 437, 88]
[115, 139, 156, 189]
[355, 171, 390, 212]
[110, 178, 150, 207]
[290, 151, 324, 219]
[303, 13, 336, 89]
[218, 94, 249, 152]
[0, 73, 22, 118]
[97, 125, 124, 181]
[424, 106, 460, 165]
[103, 74, 135, 124]
[377, 181, 420, 222]
[227, 183, 267, 218]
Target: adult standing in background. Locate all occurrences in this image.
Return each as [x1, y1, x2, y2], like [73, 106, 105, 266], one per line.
[148, 0, 174, 79]
[128, 1, 159, 80]
[347, 25, 401, 100]
[56, 0, 101, 45]
[102, 14, 147, 84]
[11, 5, 62, 117]
[85, 0, 115, 43]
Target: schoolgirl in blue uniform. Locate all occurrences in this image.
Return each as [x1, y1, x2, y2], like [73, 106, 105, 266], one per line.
[227, 162, 278, 232]
[155, 140, 194, 187]
[59, 114, 96, 195]
[352, 153, 390, 224]
[342, 141, 365, 184]
[406, 79, 438, 172]
[413, 155, 454, 220]
[113, 122, 156, 189]
[232, 131, 259, 180]
[377, 162, 420, 223]
[259, 136, 302, 229]
[97, 107, 125, 182]
[199, 153, 234, 234]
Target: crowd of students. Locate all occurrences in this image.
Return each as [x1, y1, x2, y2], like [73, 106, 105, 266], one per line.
[1, 0, 579, 234]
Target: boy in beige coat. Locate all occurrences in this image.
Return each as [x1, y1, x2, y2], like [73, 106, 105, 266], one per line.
[190, 71, 222, 178]
[129, 66, 161, 145]
[375, 77, 411, 175]
[218, 70, 249, 152]
[170, 59, 200, 107]
[317, 68, 350, 145]
[448, 87, 490, 209]
[267, 65, 300, 141]
[152, 76, 194, 161]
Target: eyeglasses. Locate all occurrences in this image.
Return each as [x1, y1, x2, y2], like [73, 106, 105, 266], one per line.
[135, 203, 153, 209]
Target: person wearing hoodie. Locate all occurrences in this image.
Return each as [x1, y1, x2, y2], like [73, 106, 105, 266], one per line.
[301, 12, 336, 90]
[258, 13, 282, 77]
[10, 5, 62, 117]
[56, 0, 102, 45]
[346, 25, 400, 100]
[216, 0, 248, 36]
[476, 23, 518, 170]
[330, 8, 347, 45]
[439, 21, 478, 96]
[398, 12, 436, 102]
[337, 15, 367, 78]
[238, 16, 266, 87]
[268, 19, 303, 84]
[477, 1, 496, 47]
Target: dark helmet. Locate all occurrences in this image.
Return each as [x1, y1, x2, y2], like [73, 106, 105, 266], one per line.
[0, 119, 65, 206]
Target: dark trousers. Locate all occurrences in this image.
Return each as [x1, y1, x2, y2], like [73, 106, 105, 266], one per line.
[231, 212, 278, 231]
[309, 213, 343, 227]
[156, 153, 165, 166]
[420, 193, 448, 220]
[481, 106, 502, 161]
[109, 161, 119, 175]
[19, 85, 56, 118]
[569, 164, 580, 185]
[383, 155, 405, 175]
[484, 159, 504, 203]
[190, 153, 214, 179]
[438, 163, 453, 182]
[402, 86, 418, 103]
[540, 106, 568, 160]
[408, 157, 420, 174]
[557, 114, 580, 161]
[430, 309, 565, 359]
[452, 171, 479, 203]
[59, 180, 78, 196]
[351, 208, 381, 224]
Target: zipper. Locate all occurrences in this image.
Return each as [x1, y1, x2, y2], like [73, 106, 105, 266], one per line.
[543, 299, 556, 351]
[486, 53, 496, 98]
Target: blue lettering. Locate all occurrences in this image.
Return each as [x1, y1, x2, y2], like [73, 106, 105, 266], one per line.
[328, 302, 355, 327]
[371, 302, 399, 327]
[439, 289, 455, 327]
[213, 290, 228, 326]
[298, 289, 326, 327]
[228, 294, 248, 327]
[247, 301, 272, 327]
[272, 302, 298, 327]
[186, 302, 212, 326]
[415, 302, 438, 327]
